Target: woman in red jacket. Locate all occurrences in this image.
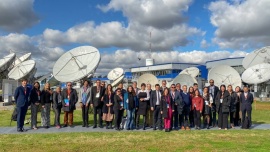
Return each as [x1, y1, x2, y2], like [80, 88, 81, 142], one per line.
[192, 90, 204, 130]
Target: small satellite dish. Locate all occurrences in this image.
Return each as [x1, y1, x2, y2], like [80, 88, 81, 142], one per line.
[208, 65, 242, 89]
[107, 68, 124, 80]
[8, 60, 36, 80]
[138, 73, 158, 90]
[242, 46, 270, 69]
[241, 63, 270, 84]
[111, 75, 124, 87]
[14, 53, 31, 66]
[179, 67, 200, 78]
[53, 46, 101, 82]
[0, 53, 16, 72]
[172, 74, 197, 88]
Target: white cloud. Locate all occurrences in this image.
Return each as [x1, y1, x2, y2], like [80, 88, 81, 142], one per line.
[200, 39, 209, 48]
[0, 0, 39, 32]
[208, 0, 270, 49]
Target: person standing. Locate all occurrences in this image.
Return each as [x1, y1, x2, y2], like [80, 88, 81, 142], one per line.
[215, 85, 230, 130]
[180, 85, 191, 130]
[202, 87, 213, 129]
[150, 84, 162, 130]
[79, 80, 91, 127]
[161, 88, 174, 132]
[208, 79, 219, 127]
[132, 81, 140, 127]
[103, 84, 114, 129]
[90, 79, 105, 128]
[176, 83, 183, 93]
[240, 86, 253, 128]
[161, 80, 168, 91]
[146, 83, 153, 128]
[41, 83, 53, 129]
[52, 86, 62, 129]
[62, 82, 78, 127]
[227, 85, 238, 128]
[235, 86, 242, 126]
[14, 79, 30, 132]
[124, 86, 138, 130]
[30, 82, 41, 130]
[170, 84, 183, 130]
[114, 88, 124, 131]
[188, 86, 195, 127]
[136, 83, 150, 130]
[192, 90, 203, 130]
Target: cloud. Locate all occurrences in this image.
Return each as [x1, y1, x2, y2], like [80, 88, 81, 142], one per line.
[0, 0, 39, 32]
[208, 0, 270, 49]
[200, 39, 209, 48]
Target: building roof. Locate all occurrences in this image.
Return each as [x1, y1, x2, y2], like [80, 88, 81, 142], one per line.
[130, 62, 203, 69]
[205, 57, 244, 64]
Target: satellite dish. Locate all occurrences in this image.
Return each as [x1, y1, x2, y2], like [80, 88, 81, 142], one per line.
[8, 60, 36, 80]
[242, 46, 270, 69]
[53, 46, 101, 82]
[14, 53, 31, 66]
[173, 74, 197, 88]
[138, 73, 158, 90]
[179, 67, 200, 77]
[111, 75, 124, 87]
[208, 65, 242, 89]
[0, 53, 16, 72]
[241, 63, 270, 84]
[107, 68, 124, 80]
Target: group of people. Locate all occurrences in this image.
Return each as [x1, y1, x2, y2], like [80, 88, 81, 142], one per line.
[14, 78, 253, 132]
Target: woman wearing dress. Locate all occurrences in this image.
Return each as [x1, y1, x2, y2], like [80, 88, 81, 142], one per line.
[160, 88, 174, 132]
[202, 87, 212, 129]
[41, 83, 53, 129]
[192, 90, 204, 130]
[235, 86, 242, 126]
[215, 85, 230, 130]
[113, 88, 124, 131]
[30, 82, 41, 130]
[102, 84, 114, 129]
[136, 83, 150, 130]
[124, 86, 138, 130]
[227, 85, 238, 128]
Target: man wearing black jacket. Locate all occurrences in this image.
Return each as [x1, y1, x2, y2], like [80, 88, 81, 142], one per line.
[208, 79, 219, 127]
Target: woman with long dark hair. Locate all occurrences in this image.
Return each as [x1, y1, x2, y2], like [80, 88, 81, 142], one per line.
[188, 86, 195, 127]
[215, 85, 230, 130]
[102, 84, 114, 129]
[192, 90, 203, 130]
[235, 86, 242, 126]
[202, 87, 212, 129]
[160, 88, 174, 132]
[113, 88, 124, 131]
[124, 85, 138, 130]
[30, 82, 41, 130]
[227, 85, 238, 128]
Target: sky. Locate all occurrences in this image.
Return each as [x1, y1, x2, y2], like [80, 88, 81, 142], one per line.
[0, 0, 270, 76]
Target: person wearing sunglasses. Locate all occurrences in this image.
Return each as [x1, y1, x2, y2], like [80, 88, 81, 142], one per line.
[170, 84, 183, 130]
[207, 79, 219, 128]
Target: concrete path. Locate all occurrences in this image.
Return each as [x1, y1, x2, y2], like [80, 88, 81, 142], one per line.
[0, 124, 269, 134]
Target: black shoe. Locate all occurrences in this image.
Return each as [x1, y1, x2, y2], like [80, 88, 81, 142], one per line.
[99, 125, 103, 128]
[63, 124, 68, 128]
[93, 125, 97, 128]
[207, 125, 210, 129]
[153, 127, 157, 130]
[106, 126, 109, 129]
[17, 128, 23, 132]
[45, 126, 49, 129]
[159, 127, 163, 131]
[150, 125, 153, 128]
[86, 124, 89, 128]
[143, 126, 146, 130]
[82, 125, 85, 127]
[127, 128, 130, 130]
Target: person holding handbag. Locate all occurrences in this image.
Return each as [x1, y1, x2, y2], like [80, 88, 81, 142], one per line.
[102, 84, 114, 129]
[52, 86, 62, 129]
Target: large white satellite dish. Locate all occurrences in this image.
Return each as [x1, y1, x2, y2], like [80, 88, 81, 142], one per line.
[53, 46, 101, 82]
[8, 60, 36, 80]
[173, 74, 197, 88]
[138, 73, 158, 90]
[14, 53, 31, 66]
[111, 75, 124, 87]
[208, 65, 242, 89]
[179, 67, 200, 78]
[242, 46, 270, 69]
[0, 53, 16, 72]
[107, 68, 124, 80]
[241, 63, 270, 84]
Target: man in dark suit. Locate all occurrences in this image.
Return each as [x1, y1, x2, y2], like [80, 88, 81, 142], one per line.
[150, 84, 162, 130]
[14, 79, 30, 132]
[90, 79, 105, 128]
[170, 84, 183, 130]
[240, 86, 253, 127]
[207, 79, 219, 127]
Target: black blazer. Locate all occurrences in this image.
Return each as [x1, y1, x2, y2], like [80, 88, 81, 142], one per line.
[150, 90, 162, 109]
[215, 90, 231, 113]
[229, 92, 238, 112]
[61, 89, 78, 112]
[208, 85, 219, 101]
[240, 92, 253, 111]
[30, 88, 41, 104]
[41, 89, 52, 105]
[170, 91, 184, 114]
[113, 94, 123, 111]
[160, 95, 174, 118]
[91, 86, 105, 107]
[102, 93, 114, 114]
[14, 86, 31, 107]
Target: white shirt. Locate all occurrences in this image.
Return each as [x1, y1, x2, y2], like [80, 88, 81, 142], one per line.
[156, 90, 161, 105]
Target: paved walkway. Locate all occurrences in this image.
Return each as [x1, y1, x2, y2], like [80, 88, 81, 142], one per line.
[0, 124, 269, 134]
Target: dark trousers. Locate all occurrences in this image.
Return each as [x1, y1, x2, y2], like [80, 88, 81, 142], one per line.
[114, 109, 123, 129]
[211, 111, 217, 127]
[54, 107, 61, 126]
[17, 105, 28, 129]
[189, 110, 194, 127]
[218, 110, 229, 129]
[230, 111, 237, 126]
[181, 107, 190, 127]
[64, 111, 73, 125]
[172, 105, 179, 128]
[153, 105, 162, 129]
[93, 106, 102, 126]
[242, 109, 252, 126]
[193, 110, 201, 128]
[82, 105, 89, 125]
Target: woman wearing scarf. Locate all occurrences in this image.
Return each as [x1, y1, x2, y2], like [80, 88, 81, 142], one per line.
[79, 80, 91, 127]
[160, 88, 174, 132]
